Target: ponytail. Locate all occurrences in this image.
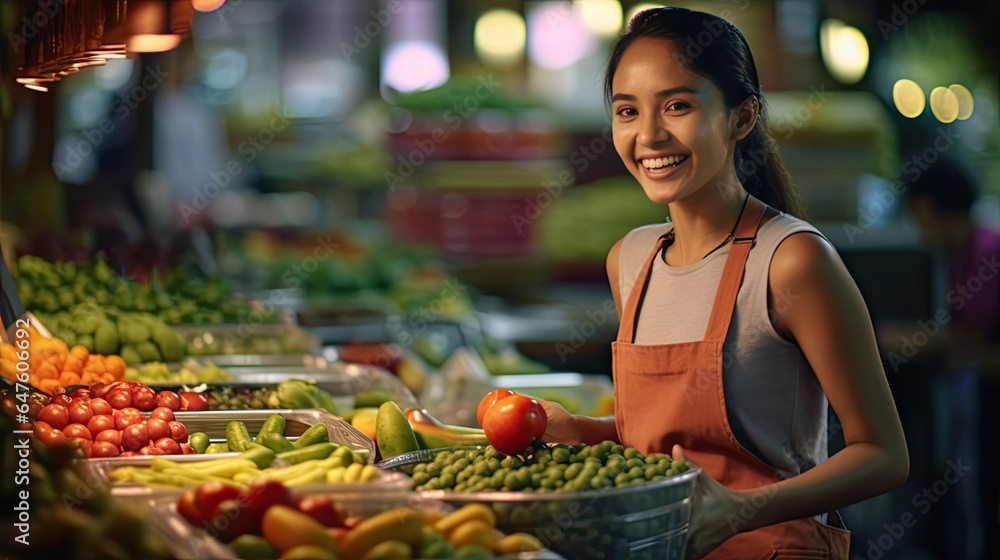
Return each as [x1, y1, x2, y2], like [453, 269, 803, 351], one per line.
[735, 105, 806, 218]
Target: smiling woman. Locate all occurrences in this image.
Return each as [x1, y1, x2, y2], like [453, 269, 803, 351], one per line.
[536, 7, 909, 560]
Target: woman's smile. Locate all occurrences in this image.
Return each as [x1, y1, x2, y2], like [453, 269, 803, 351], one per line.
[639, 154, 690, 179]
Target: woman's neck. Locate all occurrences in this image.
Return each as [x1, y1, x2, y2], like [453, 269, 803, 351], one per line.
[666, 180, 749, 266]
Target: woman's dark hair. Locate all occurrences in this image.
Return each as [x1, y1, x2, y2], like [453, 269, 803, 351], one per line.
[605, 7, 805, 217]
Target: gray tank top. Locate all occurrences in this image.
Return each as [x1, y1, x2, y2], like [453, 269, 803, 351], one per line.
[619, 213, 829, 481]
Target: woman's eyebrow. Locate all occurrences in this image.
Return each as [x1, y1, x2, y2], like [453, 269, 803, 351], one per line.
[611, 86, 700, 102]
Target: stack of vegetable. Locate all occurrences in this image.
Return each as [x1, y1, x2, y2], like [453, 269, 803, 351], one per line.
[13, 255, 269, 325]
[124, 361, 230, 384]
[0, 326, 127, 395]
[175, 479, 546, 560]
[36, 302, 185, 365]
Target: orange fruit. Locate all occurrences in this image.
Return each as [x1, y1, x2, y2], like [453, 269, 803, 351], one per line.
[38, 378, 62, 396]
[36, 362, 59, 380]
[59, 371, 81, 387]
[1, 344, 16, 361]
[83, 356, 107, 375]
[70, 345, 89, 361]
[105, 355, 126, 379]
[81, 371, 100, 385]
[63, 354, 84, 374]
[99, 373, 115, 384]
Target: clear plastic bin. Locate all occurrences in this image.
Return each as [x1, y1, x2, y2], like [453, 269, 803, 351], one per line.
[144, 490, 565, 559]
[173, 323, 320, 359]
[379, 447, 698, 560]
[82, 409, 376, 489]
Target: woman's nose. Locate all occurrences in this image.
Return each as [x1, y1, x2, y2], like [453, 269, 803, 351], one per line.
[637, 114, 668, 146]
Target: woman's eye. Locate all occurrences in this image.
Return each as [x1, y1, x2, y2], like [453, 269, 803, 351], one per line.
[616, 107, 637, 118]
[667, 101, 691, 111]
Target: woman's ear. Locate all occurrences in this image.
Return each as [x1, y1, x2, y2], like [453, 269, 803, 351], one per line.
[731, 95, 759, 142]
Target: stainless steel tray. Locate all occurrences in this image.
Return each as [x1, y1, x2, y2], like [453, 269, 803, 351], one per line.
[84, 409, 376, 485]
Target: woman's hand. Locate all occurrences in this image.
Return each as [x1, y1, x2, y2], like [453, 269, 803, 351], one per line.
[673, 445, 746, 559]
[537, 399, 580, 444]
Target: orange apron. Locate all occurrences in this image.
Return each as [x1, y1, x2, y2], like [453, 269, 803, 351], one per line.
[612, 196, 850, 559]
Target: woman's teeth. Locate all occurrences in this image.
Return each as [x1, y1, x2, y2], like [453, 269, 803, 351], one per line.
[642, 155, 688, 169]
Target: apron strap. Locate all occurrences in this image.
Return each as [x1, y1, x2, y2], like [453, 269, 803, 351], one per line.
[618, 235, 670, 343]
[703, 196, 767, 342]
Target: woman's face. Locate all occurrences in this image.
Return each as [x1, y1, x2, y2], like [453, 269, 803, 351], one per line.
[611, 37, 738, 206]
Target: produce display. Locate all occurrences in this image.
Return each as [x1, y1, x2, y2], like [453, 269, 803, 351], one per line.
[35, 302, 187, 365]
[1, 328, 128, 395]
[31, 380, 207, 457]
[1, 417, 181, 560]
[174, 480, 546, 560]
[124, 361, 230, 384]
[108, 442, 380, 487]
[337, 342, 430, 395]
[13, 255, 269, 324]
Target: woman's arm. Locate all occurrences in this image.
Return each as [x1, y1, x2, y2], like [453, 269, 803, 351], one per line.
[684, 232, 909, 557]
[540, 237, 626, 445]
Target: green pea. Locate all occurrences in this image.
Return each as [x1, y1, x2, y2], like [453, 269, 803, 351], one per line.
[611, 444, 625, 455]
[626, 458, 644, 470]
[412, 472, 430, 486]
[575, 447, 592, 460]
[504, 472, 523, 490]
[501, 456, 523, 469]
[456, 470, 471, 484]
[426, 463, 443, 476]
[439, 473, 456, 488]
[413, 463, 426, 474]
[453, 458, 470, 471]
[487, 458, 501, 471]
[628, 466, 644, 479]
[552, 448, 571, 464]
[484, 446, 500, 459]
[565, 463, 583, 480]
[614, 473, 631, 486]
[466, 449, 482, 461]
[624, 448, 640, 460]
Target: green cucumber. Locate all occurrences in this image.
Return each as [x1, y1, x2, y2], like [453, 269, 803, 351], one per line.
[205, 443, 230, 454]
[240, 443, 277, 469]
[188, 432, 210, 454]
[276, 443, 339, 465]
[255, 413, 286, 442]
[226, 421, 253, 453]
[259, 432, 295, 454]
[291, 423, 329, 448]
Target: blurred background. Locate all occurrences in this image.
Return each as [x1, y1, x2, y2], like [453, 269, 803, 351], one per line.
[1, 0, 998, 558]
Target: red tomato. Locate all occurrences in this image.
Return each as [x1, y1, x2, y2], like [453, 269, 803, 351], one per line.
[138, 445, 161, 455]
[91, 441, 120, 458]
[156, 391, 181, 411]
[68, 402, 93, 425]
[482, 394, 548, 455]
[211, 499, 262, 543]
[105, 388, 132, 410]
[89, 382, 110, 399]
[73, 438, 93, 458]
[241, 479, 292, 515]
[126, 381, 146, 393]
[119, 451, 137, 457]
[37, 426, 68, 447]
[146, 418, 171, 441]
[89, 398, 113, 416]
[195, 481, 242, 519]
[180, 443, 195, 454]
[51, 395, 73, 407]
[477, 389, 515, 427]
[296, 496, 344, 528]
[70, 388, 90, 400]
[177, 491, 207, 524]
[122, 424, 150, 451]
[150, 407, 175, 422]
[113, 408, 143, 430]
[36, 404, 69, 430]
[133, 387, 157, 412]
[95, 429, 122, 447]
[87, 415, 115, 435]
[168, 421, 188, 443]
[179, 392, 207, 412]
[153, 437, 181, 455]
[64, 423, 93, 441]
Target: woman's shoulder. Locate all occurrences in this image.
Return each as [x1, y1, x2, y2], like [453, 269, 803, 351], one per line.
[620, 222, 673, 257]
